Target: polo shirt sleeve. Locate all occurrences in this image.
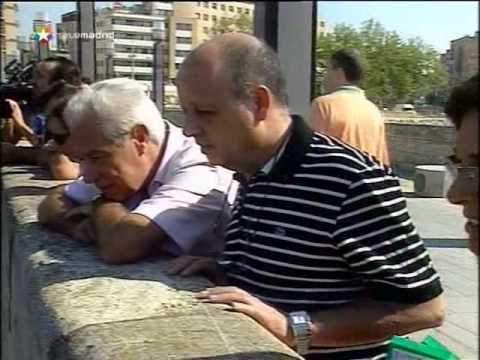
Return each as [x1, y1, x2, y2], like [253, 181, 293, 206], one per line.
[131, 163, 233, 256]
[333, 165, 443, 304]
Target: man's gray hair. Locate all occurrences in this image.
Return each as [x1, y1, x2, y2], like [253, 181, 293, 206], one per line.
[63, 78, 165, 144]
[180, 33, 289, 108]
[221, 38, 289, 107]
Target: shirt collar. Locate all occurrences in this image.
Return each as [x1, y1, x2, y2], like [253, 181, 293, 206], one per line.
[259, 131, 291, 175]
[334, 84, 365, 96]
[234, 114, 313, 184]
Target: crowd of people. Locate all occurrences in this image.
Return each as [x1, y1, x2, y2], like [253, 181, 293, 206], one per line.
[1, 32, 477, 359]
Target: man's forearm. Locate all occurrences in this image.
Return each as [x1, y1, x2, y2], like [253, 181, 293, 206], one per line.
[38, 185, 83, 236]
[92, 199, 167, 264]
[309, 295, 444, 347]
[92, 200, 128, 238]
[92, 200, 131, 262]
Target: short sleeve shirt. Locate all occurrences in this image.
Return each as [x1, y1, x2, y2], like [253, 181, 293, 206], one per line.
[65, 121, 236, 256]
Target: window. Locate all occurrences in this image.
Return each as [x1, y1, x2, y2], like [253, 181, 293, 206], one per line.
[176, 37, 192, 44]
[212, 3, 217, 9]
[212, 15, 217, 22]
[203, 14, 209, 21]
[320, 21, 325, 28]
[175, 50, 190, 57]
[177, 23, 192, 31]
[116, 33, 152, 41]
[195, 12, 200, 19]
[245, 9, 250, 15]
[221, 4, 226, 11]
[135, 74, 153, 81]
[203, 2, 209, 8]
[237, 7, 242, 14]
[203, 26, 209, 34]
[229, 6, 234, 12]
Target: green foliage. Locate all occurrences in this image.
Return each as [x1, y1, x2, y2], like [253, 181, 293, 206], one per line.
[210, 13, 253, 36]
[316, 19, 448, 107]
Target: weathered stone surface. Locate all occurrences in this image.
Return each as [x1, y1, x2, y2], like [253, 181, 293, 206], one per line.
[1, 166, 300, 360]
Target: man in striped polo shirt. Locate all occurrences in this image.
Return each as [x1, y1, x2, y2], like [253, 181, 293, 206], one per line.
[169, 33, 445, 359]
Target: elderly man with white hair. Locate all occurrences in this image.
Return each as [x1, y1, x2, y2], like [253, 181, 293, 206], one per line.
[38, 78, 233, 264]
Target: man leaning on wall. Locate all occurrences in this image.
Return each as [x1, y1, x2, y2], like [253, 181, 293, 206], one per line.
[38, 78, 233, 264]
[167, 32, 444, 360]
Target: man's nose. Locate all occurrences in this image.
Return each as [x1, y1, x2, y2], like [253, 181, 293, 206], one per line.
[182, 115, 201, 138]
[80, 162, 97, 184]
[446, 177, 468, 206]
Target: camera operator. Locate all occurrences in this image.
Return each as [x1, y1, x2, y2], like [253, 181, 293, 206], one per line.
[1, 57, 82, 180]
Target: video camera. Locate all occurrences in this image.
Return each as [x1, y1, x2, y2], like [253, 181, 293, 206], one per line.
[0, 59, 36, 119]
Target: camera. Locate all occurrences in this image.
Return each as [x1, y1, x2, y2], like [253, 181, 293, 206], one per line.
[0, 59, 36, 119]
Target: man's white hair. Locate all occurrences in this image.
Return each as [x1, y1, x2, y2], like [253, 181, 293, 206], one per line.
[63, 78, 165, 144]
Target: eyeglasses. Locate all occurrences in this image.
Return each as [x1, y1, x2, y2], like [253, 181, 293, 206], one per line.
[445, 155, 478, 194]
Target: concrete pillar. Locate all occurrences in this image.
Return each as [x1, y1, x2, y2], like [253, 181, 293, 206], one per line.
[76, 2, 96, 81]
[254, 2, 316, 119]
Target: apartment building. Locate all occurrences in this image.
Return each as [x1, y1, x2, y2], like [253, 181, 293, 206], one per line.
[1, 2, 18, 81]
[56, 10, 78, 63]
[95, 2, 173, 91]
[169, 2, 254, 78]
[441, 31, 479, 87]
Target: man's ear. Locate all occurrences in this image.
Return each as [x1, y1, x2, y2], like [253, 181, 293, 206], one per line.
[130, 124, 150, 155]
[253, 85, 271, 122]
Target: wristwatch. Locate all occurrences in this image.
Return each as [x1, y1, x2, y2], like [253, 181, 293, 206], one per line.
[287, 311, 312, 355]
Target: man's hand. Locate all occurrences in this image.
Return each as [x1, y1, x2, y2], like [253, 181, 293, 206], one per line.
[196, 286, 294, 347]
[166, 255, 217, 277]
[72, 217, 96, 244]
[64, 204, 93, 221]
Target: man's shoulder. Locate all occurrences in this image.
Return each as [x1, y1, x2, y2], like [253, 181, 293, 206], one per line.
[306, 132, 388, 175]
[312, 93, 338, 105]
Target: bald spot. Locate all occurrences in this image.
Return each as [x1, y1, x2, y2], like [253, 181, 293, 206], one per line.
[177, 32, 262, 83]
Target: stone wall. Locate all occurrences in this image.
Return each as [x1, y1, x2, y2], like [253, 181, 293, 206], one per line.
[163, 111, 455, 177]
[1, 166, 300, 360]
[385, 122, 455, 175]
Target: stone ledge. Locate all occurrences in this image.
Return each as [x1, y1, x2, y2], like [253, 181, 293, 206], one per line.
[1, 166, 300, 360]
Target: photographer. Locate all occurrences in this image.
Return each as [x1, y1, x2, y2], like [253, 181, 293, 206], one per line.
[1, 57, 82, 180]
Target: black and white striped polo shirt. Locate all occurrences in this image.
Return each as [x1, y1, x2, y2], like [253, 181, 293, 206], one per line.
[218, 115, 443, 360]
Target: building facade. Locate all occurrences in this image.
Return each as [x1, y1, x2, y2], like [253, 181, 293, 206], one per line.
[1, 2, 18, 81]
[94, 2, 173, 92]
[56, 10, 78, 64]
[170, 2, 254, 78]
[441, 31, 479, 87]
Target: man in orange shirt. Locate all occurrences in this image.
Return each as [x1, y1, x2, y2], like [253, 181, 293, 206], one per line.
[309, 49, 390, 165]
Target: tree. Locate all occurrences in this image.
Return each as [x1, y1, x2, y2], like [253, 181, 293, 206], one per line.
[210, 13, 253, 36]
[315, 19, 448, 107]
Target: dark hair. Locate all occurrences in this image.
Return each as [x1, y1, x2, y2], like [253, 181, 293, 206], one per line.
[444, 74, 478, 129]
[329, 49, 365, 84]
[219, 37, 288, 107]
[39, 57, 82, 86]
[81, 76, 92, 85]
[44, 82, 84, 144]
